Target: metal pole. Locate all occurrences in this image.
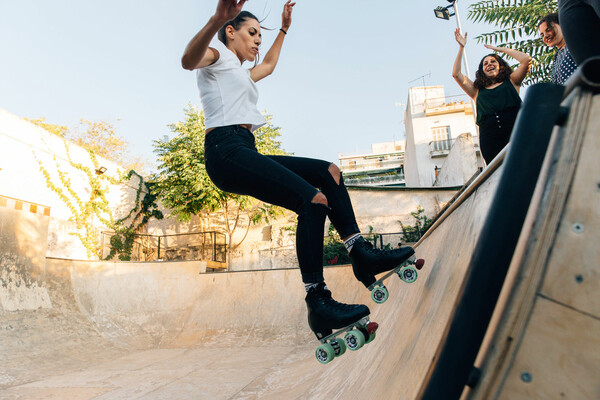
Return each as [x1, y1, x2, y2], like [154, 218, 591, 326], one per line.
[453, 0, 471, 79]
[453, 0, 478, 130]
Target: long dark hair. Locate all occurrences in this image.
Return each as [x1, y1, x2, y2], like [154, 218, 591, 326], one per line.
[217, 11, 260, 45]
[473, 53, 513, 89]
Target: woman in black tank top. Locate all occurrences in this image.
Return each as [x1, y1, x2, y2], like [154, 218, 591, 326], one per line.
[452, 29, 532, 164]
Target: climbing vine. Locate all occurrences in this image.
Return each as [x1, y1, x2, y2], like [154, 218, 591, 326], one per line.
[104, 171, 163, 261]
[35, 139, 162, 260]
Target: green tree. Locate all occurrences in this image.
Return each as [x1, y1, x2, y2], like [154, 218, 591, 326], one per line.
[468, 0, 558, 84]
[322, 224, 352, 266]
[152, 105, 287, 254]
[399, 206, 433, 243]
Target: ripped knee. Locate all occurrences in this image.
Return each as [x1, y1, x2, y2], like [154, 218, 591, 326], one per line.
[311, 191, 328, 207]
[328, 163, 341, 185]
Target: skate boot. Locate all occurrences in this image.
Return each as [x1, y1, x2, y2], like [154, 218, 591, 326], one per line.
[350, 236, 416, 288]
[350, 237, 424, 304]
[306, 282, 379, 364]
[305, 282, 370, 339]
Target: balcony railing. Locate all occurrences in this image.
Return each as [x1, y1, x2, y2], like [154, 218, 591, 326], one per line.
[429, 139, 453, 157]
[429, 136, 480, 158]
[345, 173, 405, 186]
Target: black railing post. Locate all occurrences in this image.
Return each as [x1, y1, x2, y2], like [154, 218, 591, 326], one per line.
[213, 231, 217, 262]
[157, 236, 161, 260]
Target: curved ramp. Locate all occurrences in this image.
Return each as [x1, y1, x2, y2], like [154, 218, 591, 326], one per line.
[1, 84, 599, 399]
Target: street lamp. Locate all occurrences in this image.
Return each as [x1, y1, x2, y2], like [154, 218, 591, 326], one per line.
[434, 5, 455, 21]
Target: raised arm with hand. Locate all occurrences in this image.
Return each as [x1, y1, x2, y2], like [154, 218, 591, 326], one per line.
[181, 0, 248, 70]
[484, 44, 532, 87]
[452, 29, 477, 99]
[250, 1, 296, 82]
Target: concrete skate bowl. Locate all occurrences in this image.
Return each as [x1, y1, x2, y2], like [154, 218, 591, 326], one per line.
[1, 76, 599, 399]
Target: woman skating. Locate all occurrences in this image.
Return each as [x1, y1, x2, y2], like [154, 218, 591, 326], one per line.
[182, 0, 415, 340]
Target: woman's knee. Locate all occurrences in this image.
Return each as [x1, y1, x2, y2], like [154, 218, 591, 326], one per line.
[328, 163, 341, 185]
[311, 191, 328, 207]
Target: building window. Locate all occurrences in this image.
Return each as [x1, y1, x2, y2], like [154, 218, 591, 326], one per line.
[432, 126, 450, 141]
[431, 126, 452, 151]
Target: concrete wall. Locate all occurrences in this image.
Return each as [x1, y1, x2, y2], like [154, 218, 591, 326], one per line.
[225, 186, 460, 271]
[0, 206, 52, 311]
[435, 133, 479, 187]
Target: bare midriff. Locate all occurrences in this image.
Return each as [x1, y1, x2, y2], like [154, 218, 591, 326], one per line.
[205, 124, 252, 134]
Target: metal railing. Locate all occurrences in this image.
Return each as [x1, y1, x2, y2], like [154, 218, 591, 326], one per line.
[429, 139, 453, 156]
[345, 173, 405, 186]
[429, 136, 480, 158]
[101, 231, 227, 262]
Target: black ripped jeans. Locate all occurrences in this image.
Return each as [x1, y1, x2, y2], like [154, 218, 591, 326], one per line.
[204, 125, 360, 283]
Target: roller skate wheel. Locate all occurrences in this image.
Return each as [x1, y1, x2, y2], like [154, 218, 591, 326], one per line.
[414, 258, 425, 270]
[344, 330, 366, 351]
[399, 266, 418, 283]
[371, 286, 389, 304]
[315, 343, 335, 364]
[332, 338, 346, 357]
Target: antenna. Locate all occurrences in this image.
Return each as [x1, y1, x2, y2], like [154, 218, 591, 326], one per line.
[408, 72, 432, 110]
[408, 72, 431, 87]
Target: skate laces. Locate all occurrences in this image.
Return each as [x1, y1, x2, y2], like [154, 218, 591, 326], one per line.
[358, 238, 406, 257]
[309, 285, 358, 313]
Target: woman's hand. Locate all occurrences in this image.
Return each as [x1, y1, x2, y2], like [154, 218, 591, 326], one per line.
[455, 28, 467, 48]
[484, 43, 503, 52]
[214, 0, 247, 23]
[281, 0, 296, 30]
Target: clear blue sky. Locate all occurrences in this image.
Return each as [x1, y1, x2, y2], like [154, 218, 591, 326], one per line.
[1, 1, 503, 171]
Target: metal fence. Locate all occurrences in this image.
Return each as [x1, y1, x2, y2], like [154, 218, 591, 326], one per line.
[101, 231, 227, 262]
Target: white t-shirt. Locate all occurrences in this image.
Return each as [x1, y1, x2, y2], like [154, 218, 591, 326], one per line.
[196, 39, 265, 132]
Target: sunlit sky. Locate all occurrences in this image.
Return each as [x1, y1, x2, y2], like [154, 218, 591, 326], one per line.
[1, 1, 515, 171]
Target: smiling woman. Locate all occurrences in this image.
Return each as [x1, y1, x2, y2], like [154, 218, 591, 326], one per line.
[451, 29, 532, 164]
[538, 13, 577, 85]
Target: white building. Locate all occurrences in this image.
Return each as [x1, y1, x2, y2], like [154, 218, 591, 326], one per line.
[338, 141, 406, 187]
[404, 86, 482, 187]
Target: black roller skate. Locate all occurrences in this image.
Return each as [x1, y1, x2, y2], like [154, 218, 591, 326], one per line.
[350, 237, 425, 304]
[305, 283, 378, 364]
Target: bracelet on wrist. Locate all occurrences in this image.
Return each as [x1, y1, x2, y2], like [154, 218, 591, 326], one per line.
[280, 28, 287, 35]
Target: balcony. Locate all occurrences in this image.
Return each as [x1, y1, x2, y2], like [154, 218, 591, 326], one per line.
[344, 173, 406, 187]
[429, 136, 480, 158]
[429, 139, 453, 157]
[424, 95, 473, 116]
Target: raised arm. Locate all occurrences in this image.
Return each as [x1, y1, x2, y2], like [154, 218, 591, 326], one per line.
[250, 1, 296, 82]
[181, 0, 247, 70]
[452, 29, 477, 99]
[484, 44, 532, 87]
